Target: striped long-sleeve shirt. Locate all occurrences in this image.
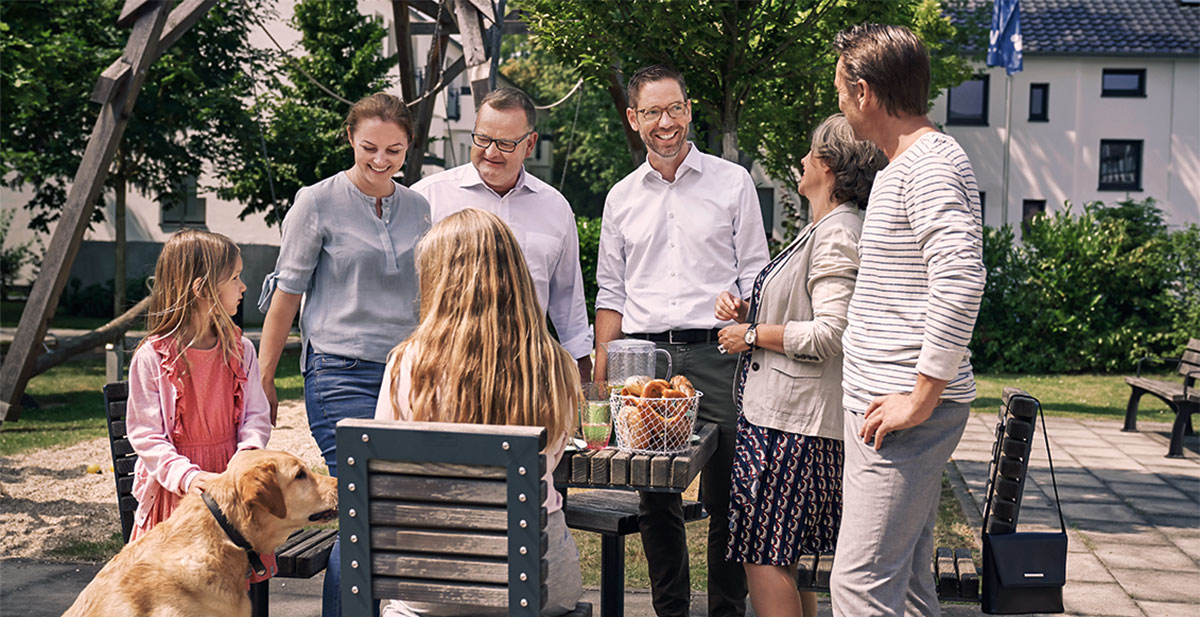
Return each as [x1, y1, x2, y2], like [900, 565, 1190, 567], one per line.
[842, 131, 986, 414]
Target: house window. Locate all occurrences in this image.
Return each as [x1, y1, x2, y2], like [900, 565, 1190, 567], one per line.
[1021, 199, 1046, 236]
[1098, 140, 1143, 190]
[1029, 84, 1049, 121]
[756, 187, 775, 236]
[446, 86, 461, 121]
[946, 75, 989, 126]
[1101, 69, 1146, 97]
[161, 176, 205, 228]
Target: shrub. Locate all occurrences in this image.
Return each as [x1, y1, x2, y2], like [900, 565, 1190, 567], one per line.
[0, 208, 41, 298]
[60, 276, 151, 319]
[972, 198, 1198, 373]
[576, 215, 601, 322]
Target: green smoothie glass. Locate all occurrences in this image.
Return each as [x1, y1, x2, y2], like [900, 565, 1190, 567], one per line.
[579, 381, 612, 450]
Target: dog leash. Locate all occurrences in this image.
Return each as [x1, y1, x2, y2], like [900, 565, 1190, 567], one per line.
[202, 492, 269, 577]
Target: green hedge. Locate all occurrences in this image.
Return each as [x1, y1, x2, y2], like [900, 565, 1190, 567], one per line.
[577, 215, 601, 322]
[972, 198, 1199, 373]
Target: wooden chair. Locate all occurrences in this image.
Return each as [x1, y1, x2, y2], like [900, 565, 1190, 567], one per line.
[102, 381, 336, 616]
[336, 418, 591, 617]
[1123, 337, 1199, 457]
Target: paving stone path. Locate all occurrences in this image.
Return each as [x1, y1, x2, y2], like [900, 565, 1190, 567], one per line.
[952, 412, 1200, 617]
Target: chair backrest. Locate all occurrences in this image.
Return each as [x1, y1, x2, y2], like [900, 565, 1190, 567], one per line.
[337, 419, 549, 617]
[1179, 338, 1199, 387]
[102, 381, 138, 543]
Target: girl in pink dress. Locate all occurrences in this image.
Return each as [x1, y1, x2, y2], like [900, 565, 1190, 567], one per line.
[125, 229, 273, 577]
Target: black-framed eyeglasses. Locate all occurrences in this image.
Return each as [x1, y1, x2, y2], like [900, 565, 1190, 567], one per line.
[471, 131, 532, 153]
[635, 102, 688, 123]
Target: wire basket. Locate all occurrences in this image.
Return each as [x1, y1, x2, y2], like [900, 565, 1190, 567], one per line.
[611, 391, 702, 454]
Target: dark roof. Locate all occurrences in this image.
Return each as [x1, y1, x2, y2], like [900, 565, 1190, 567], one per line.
[958, 0, 1200, 56]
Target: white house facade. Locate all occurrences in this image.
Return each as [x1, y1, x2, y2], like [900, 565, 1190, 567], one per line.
[933, 0, 1200, 230]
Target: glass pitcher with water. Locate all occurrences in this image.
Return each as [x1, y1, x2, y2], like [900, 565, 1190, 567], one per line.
[605, 339, 672, 389]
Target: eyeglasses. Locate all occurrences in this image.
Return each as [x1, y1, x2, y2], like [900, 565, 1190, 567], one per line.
[635, 102, 688, 123]
[471, 131, 532, 153]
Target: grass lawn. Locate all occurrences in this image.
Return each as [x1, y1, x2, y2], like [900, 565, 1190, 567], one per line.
[0, 348, 306, 457]
[973, 372, 1173, 422]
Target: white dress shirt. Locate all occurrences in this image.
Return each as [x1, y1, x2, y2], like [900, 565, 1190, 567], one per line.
[596, 144, 770, 333]
[412, 163, 593, 359]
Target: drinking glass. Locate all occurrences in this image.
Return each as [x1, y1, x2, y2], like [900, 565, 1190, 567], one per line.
[579, 381, 612, 450]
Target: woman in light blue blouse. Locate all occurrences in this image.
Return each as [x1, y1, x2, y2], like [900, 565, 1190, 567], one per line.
[257, 92, 430, 617]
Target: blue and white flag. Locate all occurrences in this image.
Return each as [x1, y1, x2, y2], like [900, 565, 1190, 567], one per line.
[987, 0, 1023, 75]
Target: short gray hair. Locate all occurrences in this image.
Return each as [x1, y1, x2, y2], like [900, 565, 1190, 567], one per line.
[810, 113, 887, 210]
[479, 87, 537, 132]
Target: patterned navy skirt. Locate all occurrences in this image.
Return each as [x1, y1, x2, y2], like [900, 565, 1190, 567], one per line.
[725, 414, 844, 566]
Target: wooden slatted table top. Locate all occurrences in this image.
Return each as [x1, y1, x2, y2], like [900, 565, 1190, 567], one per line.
[553, 423, 718, 493]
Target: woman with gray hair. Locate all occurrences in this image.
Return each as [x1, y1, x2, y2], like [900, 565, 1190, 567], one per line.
[713, 113, 886, 617]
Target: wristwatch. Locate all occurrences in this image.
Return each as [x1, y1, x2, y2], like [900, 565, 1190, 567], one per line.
[743, 323, 758, 348]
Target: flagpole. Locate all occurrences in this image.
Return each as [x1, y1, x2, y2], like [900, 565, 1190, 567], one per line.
[1001, 73, 1013, 227]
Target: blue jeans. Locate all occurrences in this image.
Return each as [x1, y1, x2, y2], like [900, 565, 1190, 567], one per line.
[304, 350, 385, 617]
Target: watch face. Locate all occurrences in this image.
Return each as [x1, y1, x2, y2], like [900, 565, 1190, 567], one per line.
[744, 325, 756, 346]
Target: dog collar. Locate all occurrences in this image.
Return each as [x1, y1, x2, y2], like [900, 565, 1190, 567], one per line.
[202, 492, 269, 577]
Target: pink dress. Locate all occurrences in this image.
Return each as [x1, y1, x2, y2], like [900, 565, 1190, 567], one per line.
[126, 334, 275, 581]
[131, 343, 238, 537]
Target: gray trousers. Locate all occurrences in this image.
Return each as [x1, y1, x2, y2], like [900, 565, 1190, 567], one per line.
[830, 400, 970, 617]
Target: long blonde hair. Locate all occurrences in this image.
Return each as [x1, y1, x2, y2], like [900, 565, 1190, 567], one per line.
[142, 229, 243, 369]
[389, 209, 579, 441]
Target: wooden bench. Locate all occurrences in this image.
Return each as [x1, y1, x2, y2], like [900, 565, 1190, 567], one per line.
[1123, 337, 1199, 457]
[102, 382, 337, 615]
[335, 418, 592, 617]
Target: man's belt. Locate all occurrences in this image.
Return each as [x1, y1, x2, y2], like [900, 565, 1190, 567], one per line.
[628, 329, 722, 345]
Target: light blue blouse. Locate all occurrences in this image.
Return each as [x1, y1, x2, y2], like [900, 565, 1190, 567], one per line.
[259, 171, 431, 365]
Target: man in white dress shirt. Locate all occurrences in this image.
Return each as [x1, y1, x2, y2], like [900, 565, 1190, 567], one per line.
[594, 64, 769, 617]
[413, 88, 593, 377]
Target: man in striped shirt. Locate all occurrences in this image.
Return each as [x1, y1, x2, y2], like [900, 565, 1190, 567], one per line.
[827, 24, 986, 617]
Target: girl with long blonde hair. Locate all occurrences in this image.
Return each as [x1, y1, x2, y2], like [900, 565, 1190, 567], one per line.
[375, 208, 583, 616]
[125, 230, 272, 575]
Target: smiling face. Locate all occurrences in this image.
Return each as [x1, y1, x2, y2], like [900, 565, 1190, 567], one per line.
[470, 103, 536, 195]
[347, 117, 409, 190]
[215, 255, 245, 317]
[627, 78, 691, 165]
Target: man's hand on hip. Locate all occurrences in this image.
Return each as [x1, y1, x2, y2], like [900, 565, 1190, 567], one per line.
[858, 372, 948, 450]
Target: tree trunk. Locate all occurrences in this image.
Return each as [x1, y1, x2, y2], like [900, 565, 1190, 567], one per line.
[720, 101, 740, 165]
[605, 69, 645, 168]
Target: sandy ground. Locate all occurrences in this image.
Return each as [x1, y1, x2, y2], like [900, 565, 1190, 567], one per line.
[0, 400, 322, 559]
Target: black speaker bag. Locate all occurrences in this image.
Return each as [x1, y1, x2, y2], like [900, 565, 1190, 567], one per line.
[982, 530, 1067, 614]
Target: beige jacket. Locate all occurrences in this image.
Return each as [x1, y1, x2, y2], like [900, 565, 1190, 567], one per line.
[738, 203, 861, 439]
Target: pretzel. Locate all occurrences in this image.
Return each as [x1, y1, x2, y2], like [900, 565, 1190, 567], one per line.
[669, 375, 696, 397]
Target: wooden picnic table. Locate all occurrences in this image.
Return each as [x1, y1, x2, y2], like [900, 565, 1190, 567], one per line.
[553, 423, 718, 617]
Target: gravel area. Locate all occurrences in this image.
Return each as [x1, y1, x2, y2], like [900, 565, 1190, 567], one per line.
[0, 400, 322, 560]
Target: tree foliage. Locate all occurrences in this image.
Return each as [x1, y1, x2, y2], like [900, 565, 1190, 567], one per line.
[0, 0, 270, 231]
[213, 0, 393, 226]
[974, 198, 1200, 373]
[519, 0, 984, 192]
[500, 38, 634, 217]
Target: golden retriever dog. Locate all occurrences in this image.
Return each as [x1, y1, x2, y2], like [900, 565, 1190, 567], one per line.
[63, 449, 337, 617]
